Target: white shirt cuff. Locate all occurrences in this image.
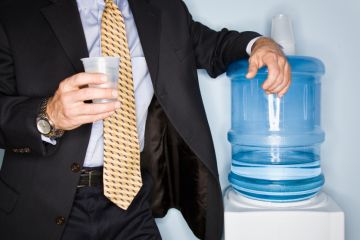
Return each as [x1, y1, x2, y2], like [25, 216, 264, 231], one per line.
[246, 37, 261, 55]
[41, 135, 57, 145]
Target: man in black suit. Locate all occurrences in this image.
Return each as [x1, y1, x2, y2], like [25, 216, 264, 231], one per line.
[0, 0, 290, 239]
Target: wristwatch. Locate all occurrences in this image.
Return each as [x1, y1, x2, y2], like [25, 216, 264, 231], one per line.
[36, 98, 64, 139]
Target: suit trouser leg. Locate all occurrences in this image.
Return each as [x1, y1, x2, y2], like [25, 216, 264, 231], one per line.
[60, 172, 161, 240]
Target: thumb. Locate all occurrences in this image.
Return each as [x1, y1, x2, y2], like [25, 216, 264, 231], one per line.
[246, 59, 260, 79]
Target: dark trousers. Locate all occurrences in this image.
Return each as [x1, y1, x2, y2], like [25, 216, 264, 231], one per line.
[61, 172, 162, 240]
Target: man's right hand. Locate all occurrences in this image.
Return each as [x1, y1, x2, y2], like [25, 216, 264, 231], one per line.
[46, 73, 120, 131]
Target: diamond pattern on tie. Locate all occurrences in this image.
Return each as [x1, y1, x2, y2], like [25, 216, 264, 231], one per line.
[101, 0, 142, 210]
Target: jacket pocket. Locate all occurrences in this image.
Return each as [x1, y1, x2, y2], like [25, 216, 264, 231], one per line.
[0, 177, 18, 213]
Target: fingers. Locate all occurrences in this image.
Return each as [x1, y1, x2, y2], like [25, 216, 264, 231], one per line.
[246, 57, 261, 79]
[49, 100, 120, 131]
[72, 87, 118, 102]
[278, 81, 291, 97]
[61, 73, 107, 92]
[76, 111, 116, 125]
[248, 37, 292, 97]
[71, 73, 107, 88]
[63, 111, 116, 131]
[278, 64, 291, 97]
[46, 73, 120, 131]
[257, 54, 291, 96]
[264, 55, 288, 92]
[262, 54, 281, 91]
[71, 101, 121, 117]
[270, 60, 288, 91]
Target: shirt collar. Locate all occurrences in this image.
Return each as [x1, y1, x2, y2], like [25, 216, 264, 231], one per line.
[76, 0, 130, 18]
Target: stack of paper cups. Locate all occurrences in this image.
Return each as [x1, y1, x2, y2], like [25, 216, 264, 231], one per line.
[271, 14, 296, 55]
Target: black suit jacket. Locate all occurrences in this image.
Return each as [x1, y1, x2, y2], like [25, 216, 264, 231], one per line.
[0, 0, 260, 239]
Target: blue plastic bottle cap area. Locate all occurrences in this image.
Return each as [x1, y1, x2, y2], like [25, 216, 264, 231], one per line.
[226, 56, 326, 202]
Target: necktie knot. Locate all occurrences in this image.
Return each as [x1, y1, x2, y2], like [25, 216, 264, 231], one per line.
[104, 0, 117, 8]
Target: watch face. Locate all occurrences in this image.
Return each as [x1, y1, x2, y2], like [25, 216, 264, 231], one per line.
[37, 119, 51, 135]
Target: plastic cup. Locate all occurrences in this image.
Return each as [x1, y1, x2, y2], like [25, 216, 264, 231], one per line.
[81, 56, 120, 103]
[271, 14, 296, 55]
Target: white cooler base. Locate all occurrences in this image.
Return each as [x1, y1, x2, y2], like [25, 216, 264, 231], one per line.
[224, 188, 344, 240]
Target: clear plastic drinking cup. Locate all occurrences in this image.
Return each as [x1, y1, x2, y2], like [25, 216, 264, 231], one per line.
[81, 56, 120, 103]
[271, 14, 296, 55]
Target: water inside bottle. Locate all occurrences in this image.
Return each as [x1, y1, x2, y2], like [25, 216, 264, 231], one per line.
[227, 56, 325, 202]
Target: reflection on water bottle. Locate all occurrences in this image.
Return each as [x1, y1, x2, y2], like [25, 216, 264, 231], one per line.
[227, 56, 325, 202]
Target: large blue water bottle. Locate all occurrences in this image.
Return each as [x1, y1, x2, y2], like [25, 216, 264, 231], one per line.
[227, 56, 325, 202]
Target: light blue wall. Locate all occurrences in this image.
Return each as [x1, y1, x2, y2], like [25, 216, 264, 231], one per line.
[1, 0, 360, 239]
[159, 0, 359, 239]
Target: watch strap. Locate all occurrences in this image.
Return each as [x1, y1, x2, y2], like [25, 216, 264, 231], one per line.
[37, 98, 64, 139]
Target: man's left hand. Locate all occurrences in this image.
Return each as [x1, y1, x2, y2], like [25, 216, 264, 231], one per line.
[246, 37, 291, 97]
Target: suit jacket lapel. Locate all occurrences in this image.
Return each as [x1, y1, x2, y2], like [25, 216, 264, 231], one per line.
[41, 0, 88, 73]
[41, 0, 160, 83]
[128, 0, 161, 87]
[41, 0, 91, 163]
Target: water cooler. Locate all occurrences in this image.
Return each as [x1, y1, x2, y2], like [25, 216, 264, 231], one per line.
[223, 15, 344, 240]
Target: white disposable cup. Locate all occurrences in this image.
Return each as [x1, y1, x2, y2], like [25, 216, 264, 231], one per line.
[81, 56, 120, 103]
[271, 14, 296, 55]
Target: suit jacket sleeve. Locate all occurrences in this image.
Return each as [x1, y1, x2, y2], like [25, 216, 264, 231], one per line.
[180, 1, 262, 78]
[0, 22, 53, 156]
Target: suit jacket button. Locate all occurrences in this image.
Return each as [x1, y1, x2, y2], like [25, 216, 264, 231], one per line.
[71, 163, 81, 173]
[55, 216, 65, 225]
[24, 147, 31, 153]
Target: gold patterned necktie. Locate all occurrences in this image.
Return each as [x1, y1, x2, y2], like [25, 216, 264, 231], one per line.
[101, 0, 142, 210]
